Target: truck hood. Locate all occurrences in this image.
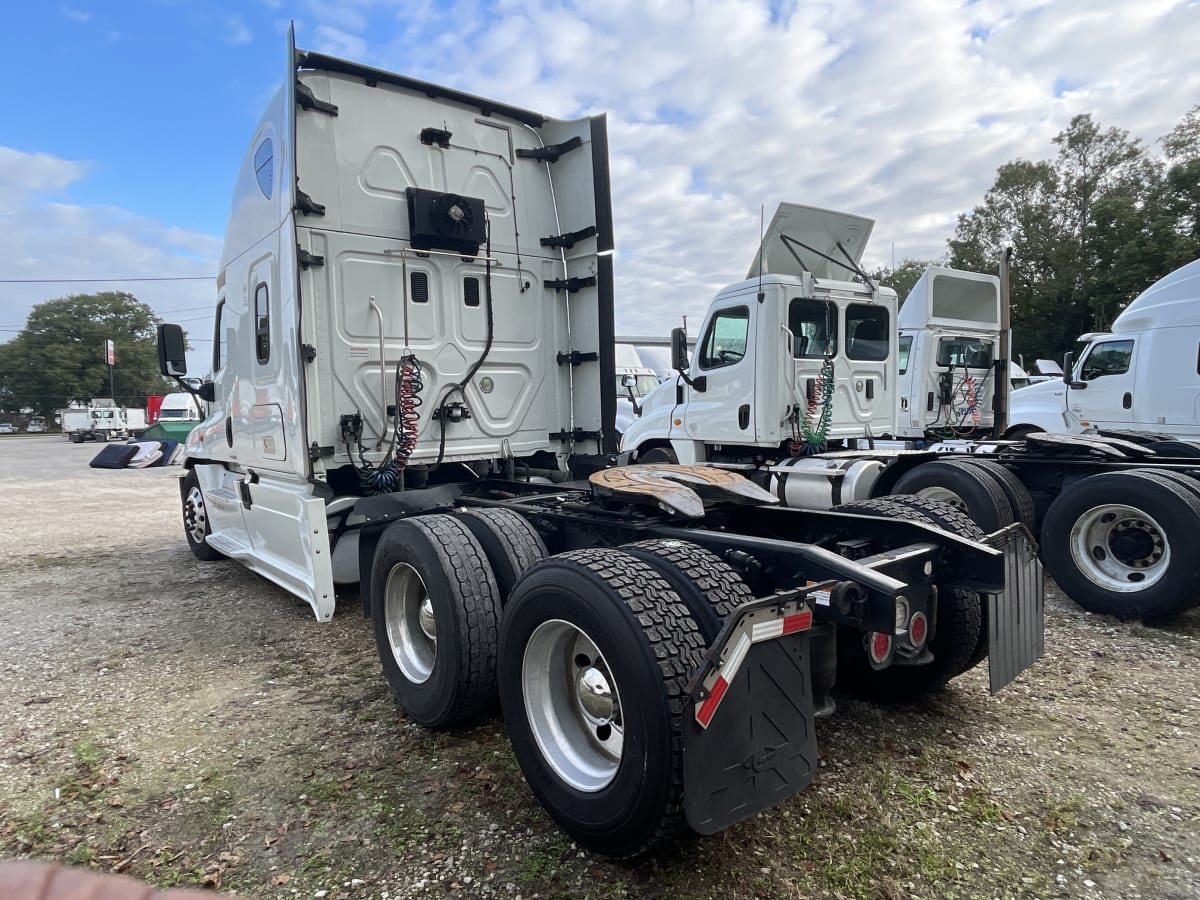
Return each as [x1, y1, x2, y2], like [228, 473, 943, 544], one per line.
[747, 203, 874, 281]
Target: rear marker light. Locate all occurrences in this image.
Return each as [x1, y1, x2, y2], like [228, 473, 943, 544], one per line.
[867, 631, 893, 669]
[909, 611, 928, 648]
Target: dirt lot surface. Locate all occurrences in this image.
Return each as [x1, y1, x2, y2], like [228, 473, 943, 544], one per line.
[1, 435, 1198, 900]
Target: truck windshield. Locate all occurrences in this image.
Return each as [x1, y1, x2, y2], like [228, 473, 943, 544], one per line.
[937, 337, 993, 368]
[789, 298, 837, 358]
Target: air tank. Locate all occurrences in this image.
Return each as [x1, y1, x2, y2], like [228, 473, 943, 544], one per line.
[767, 456, 885, 510]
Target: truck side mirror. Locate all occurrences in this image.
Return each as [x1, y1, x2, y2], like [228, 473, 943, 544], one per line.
[1061, 351, 1074, 384]
[621, 374, 637, 389]
[157, 324, 187, 377]
[670, 327, 689, 373]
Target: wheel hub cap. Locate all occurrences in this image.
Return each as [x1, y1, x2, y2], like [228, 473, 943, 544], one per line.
[418, 596, 437, 640]
[576, 666, 614, 725]
[1070, 504, 1170, 591]
[185, 486, 207, 543]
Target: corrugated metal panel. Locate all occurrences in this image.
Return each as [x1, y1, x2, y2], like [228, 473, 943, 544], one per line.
[988, 528, 1045, 693]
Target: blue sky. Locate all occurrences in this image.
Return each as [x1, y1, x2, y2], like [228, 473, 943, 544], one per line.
[2, 3, 284, 240]
[2, 1, 1200, 373]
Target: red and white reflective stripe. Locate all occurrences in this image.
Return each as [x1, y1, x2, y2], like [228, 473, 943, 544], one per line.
[750, 610, 814, 641]
[694, 606, 812, 729]
[695, 675, 730, 728]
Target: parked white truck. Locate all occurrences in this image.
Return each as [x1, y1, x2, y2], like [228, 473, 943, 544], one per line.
[614, 343, 661, 438]
[154, 33, 1042, 858]
[622, 204, 1200, 622]
[1006, 258, 1200, 445]
[63, 400, 147, 443]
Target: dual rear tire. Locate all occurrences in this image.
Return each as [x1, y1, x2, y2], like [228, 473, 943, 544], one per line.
[370, 513, 747, 857]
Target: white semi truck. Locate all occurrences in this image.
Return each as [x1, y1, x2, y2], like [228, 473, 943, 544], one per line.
[1006, 259, 1200, 445]
[155, 33, 1043, 858]
[63, 400, 147, 443]
[622, 205, 1200, 622]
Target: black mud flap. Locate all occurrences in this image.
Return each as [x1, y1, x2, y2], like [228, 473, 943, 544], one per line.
[683, 632, 818, 834]
[986, 524, 1045, 693]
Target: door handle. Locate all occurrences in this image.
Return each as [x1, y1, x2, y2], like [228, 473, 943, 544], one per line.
[738, 404, 750, 430]
[226, 418, 234, 447]
[1122, 392, 1132, 409]
[865, 379, 874, 401]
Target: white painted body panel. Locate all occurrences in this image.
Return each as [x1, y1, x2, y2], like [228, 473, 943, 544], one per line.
[623, 272, 897, 455]
[177, 34, 610, 618]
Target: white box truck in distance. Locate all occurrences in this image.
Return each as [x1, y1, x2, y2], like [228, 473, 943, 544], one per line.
[154, 30, 1042, 857]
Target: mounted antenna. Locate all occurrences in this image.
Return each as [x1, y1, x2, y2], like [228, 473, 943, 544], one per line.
[757, 204, 765, 303]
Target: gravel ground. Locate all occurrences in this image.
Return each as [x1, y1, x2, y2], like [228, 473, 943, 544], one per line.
[1, 434, 1198, 900]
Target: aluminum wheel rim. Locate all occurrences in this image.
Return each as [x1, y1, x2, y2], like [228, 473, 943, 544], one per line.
[384, 564, 437, 684]
[522, 619, 624, 793]
[184, 485, 208, 544]
[1069, 503, 1170, 592]
[915, 485, 967, 511]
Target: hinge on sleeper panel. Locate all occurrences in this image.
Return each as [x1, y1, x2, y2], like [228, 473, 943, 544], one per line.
[296, 81, 338, 116]
[294, 186, 326, 217]
[297, 247, 325, 269]
[300, 343, 317, 363]
[544, 275, 596, 293]
[516, 136, 582, 163]
[420, 127, 452, 148]
[549, 428, 602, 442]
[541, 225, 597, 249]
[309, 442, 335, 461]
[556, 350, 598, 367]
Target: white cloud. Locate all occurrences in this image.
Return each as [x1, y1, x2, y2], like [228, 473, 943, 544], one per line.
[310, 0, 1197, 337]
[226, 13, 253, 45]
[11, 0, 1200, 368]
[60, 7, 92, 23]
[0, 147, 221, 372]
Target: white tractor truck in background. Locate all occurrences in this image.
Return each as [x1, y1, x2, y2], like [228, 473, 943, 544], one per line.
[622, 203, 1200, 622]
[154, 33, 1043, 858]
[614, 343, 661, 439]
[1006, 258, 1200, 446]
[62, 400, 147, 443]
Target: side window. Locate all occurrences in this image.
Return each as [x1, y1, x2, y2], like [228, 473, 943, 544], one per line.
[788, 299, 837, 358]
[213, 299, 226, 372]
[1079, 339, 1133, 381]
[254, 139, 273, 199]
[699, 306, 750, 370]
[254, 283, 270, 365]
[898, 335, 913, 374]
[846, 303, 890, 361]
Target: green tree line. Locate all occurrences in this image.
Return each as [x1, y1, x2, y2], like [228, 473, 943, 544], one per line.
[875, 105, 1200, 367]
[0, 292, 175, 415]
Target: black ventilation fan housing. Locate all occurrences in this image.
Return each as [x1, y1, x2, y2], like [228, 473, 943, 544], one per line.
[406, 187, 486, 256]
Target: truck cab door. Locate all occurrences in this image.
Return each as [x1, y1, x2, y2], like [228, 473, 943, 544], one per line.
[1068, 337, 1136, 430]
[842, 302, 892, 433]
[681, 302, 756, 445]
